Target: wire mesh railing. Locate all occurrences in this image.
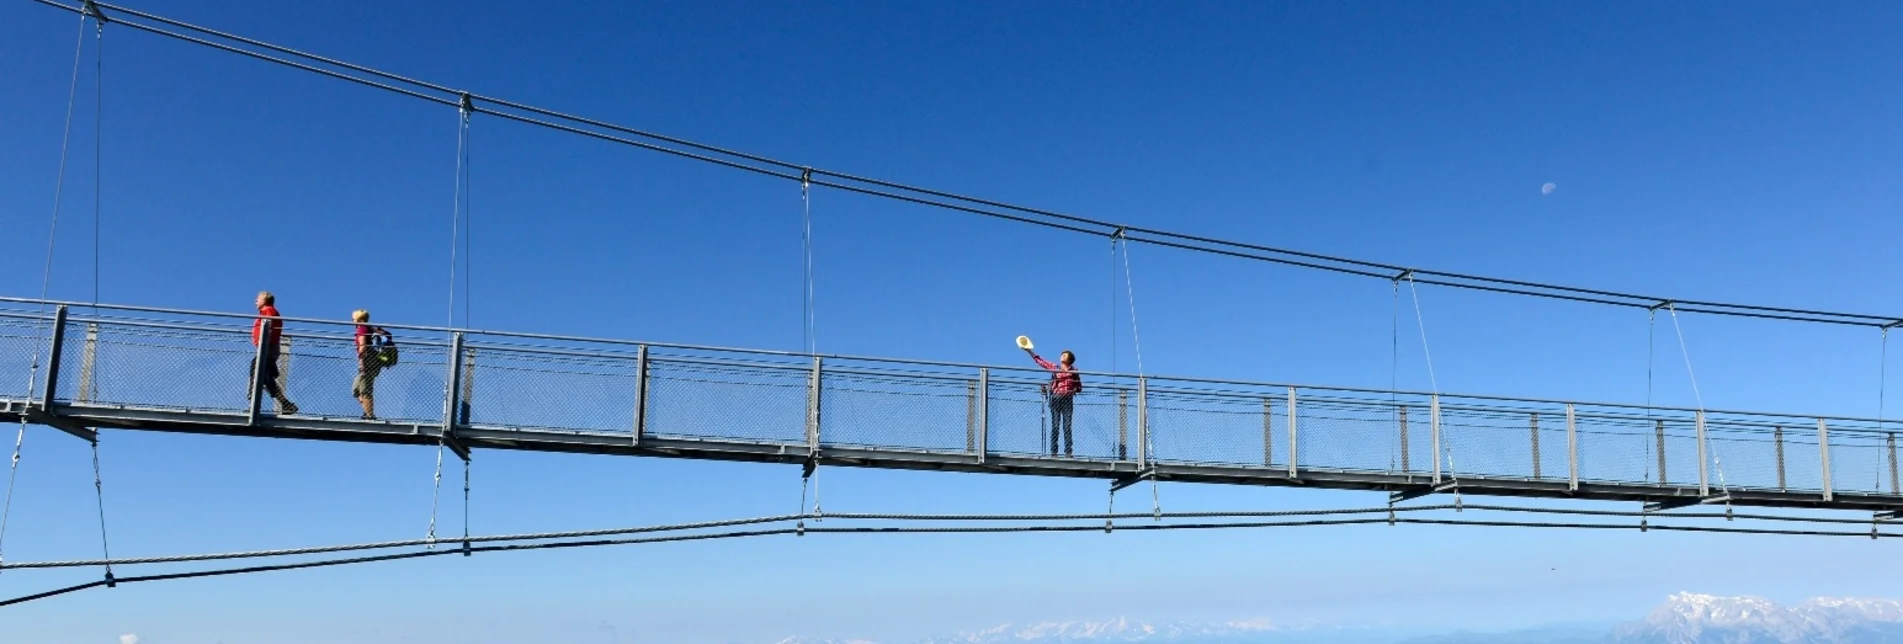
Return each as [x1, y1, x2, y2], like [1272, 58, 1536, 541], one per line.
[0, 297, 1898, 501]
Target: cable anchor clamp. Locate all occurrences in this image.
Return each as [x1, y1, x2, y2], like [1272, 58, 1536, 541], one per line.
[82, 0, 109, 24]
[1648, 300, 1674, 313]
[1392, 269, 1414, 284]
[458, 92, 474, 118]
[801, 167, 813, 189]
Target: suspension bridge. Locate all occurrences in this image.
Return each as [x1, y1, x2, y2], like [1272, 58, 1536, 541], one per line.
[4, 0, 1903, 608]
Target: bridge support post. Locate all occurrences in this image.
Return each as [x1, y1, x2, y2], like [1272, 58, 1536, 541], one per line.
[1398, 405, 1409, 474]
[1264, 397, 1275, 467]
[1775, 426, 1786, 491]
[1118, 388, 1128, 461]
[1136, 378, 1149, 468]
[1818, 418, 1833, 502]
[976, 368, 987, 464]
[1655, 419, 1667, 485]
[965, 380, 976, 454]
[632, 345, 648, 446]
[1695, 410, 1709, 496]
[1566, 404, 1578, 492]
[807, 357, 822, 454]
[41, 305, 67, 411]
[76, 322, 97, 404]
[1429, 394, 1441, 485]
[440, 332, 470, 461]
[246, 310, 267, 426]
[1889, 432, 1898, 496]
[1530, 412, 1542, 480]
[1286, 387, 1298, 478]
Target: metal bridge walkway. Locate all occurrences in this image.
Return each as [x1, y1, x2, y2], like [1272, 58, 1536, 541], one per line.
[1, 296, 1897, 514]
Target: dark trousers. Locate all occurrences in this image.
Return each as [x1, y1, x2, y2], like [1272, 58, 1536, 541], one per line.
[1049, 394, 1074, 456]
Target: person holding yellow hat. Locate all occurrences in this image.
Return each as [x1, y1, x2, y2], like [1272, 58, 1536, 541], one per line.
[1022, 342, 1081, 456]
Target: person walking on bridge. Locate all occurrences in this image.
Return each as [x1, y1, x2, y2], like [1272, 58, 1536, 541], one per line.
[352, 309, 392, 420]
[1024, 347, 1081, 456]
[251, 291, 298, 415]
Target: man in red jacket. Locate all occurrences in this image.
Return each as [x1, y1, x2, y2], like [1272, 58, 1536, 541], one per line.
[1024, 347, 1081, 456]
[251, 291, 298, 415]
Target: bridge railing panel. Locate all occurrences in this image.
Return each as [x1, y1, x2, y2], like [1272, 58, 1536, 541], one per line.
[819, 366, 978, 455]
[1659, 420, 1703, 490]
[983, 378, 1063, 458]
[0, 311, 52, 401]
[1573, 415, 1655, 485]
[642, 356, 808, 445]
[58, 318, 255, 414]
[1441, 408, 1540, 481]
[1294, 397, 1404, 475]
[1828, 431, 1891, 497]
[1706, 431, 1778, 492]
[462, 342, 635, 435]
[1147, 386, 1274, 468]
[272, 330, 451, 425]
[1398, 403, 1437, 479]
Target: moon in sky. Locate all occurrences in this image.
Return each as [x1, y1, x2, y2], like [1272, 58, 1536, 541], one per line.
[1541, 182, 1557, 196]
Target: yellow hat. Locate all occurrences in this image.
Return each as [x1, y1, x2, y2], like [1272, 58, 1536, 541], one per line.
[1016, 335, 1034, 350]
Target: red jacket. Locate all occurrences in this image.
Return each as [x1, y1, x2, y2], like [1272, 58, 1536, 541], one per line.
[1033, 354, 1082, 397]
[252, 305, 281, 347]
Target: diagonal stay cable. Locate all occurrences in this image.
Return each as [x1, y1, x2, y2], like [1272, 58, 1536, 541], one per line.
[19, 0, 1903, 328]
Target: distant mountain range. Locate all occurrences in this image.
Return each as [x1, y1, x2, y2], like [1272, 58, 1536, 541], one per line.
[771, 593, 1903, 644]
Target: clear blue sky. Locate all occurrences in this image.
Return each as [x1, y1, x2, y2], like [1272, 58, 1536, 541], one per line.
[3, 1, 1902, 642]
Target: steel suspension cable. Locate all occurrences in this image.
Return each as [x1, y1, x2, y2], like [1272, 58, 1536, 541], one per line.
[22, 0, 1903, 329]
[0, 12, 90, 570]
[5, 507, 1900, 608]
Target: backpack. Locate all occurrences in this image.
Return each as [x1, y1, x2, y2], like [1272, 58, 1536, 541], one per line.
[371, 330, 399, 367]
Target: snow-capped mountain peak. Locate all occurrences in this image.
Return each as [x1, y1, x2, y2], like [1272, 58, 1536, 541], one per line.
[1614, 593, 1903, 643]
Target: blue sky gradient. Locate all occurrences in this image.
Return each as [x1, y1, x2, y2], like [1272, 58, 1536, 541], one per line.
[3, 1, 1903, 642]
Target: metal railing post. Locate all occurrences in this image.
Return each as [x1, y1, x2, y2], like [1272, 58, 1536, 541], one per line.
[1430, 394, 1441, 485]
[1264, 397, 1275, 467]
[1565, 404, 1578, 492]
[1655, 419, 1667, 485]
[246, 313, 268, 425]
[1775, 426, 1786, 491]
[1136, 377, 1149, 468]
[41, 305, 67, 410]
[632, 345, 648, 446]
[1695, 410, 1709, 496]
[1117, 388, 1128, 461]
[1818, 418, 1833, 502]
[1530, 412, 1542, 480]
[976, 367, 988, 464]
[965, 379, 977, 454]
[76, 322, 97, 404]
[807, 357, 822, 452]
[1398, 405, 1409, 473]
[1890, 433, 1899, 496]
[443, 332, 465, 434]
[458, 346, 475, 425]
[1286, 386, 1298, 478]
